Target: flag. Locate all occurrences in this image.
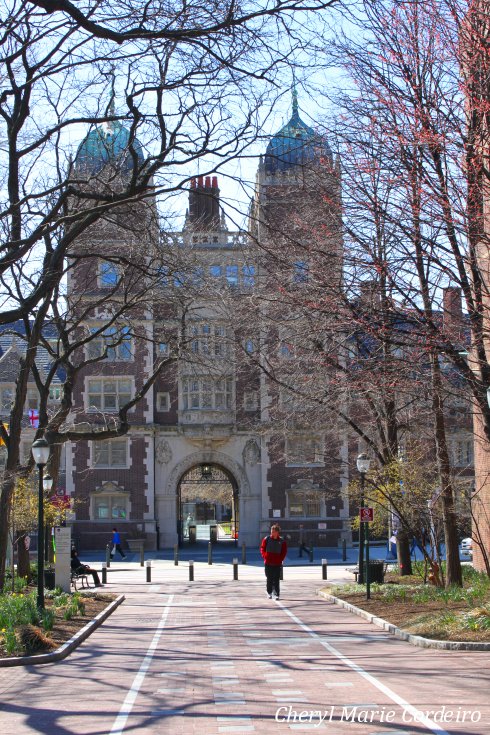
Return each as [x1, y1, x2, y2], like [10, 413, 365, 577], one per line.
[28, 409, 39, 428]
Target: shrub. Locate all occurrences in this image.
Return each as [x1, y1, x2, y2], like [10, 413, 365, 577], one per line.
[40, 608, 55, 632]
[17, 624, 55, 655]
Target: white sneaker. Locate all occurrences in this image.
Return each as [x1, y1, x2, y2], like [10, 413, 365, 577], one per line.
[267, 593, 272, 599]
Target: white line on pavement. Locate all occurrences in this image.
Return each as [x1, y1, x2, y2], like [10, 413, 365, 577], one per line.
[278, 602, 450, 735]
[110, 594, 174, 735]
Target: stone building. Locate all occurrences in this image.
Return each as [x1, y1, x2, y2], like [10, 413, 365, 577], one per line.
[66, 96, 352, 551]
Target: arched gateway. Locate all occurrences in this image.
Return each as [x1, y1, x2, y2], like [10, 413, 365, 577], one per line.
[157, 450, 259, 548]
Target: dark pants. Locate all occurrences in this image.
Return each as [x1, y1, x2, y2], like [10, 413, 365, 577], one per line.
[75, 565, 101, 586]
[88, 569, 101, 586]
[111, 543, 125, 559]
[265, 565, 281, 596]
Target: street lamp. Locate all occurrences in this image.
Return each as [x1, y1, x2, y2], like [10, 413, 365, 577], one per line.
[31, 438, 50, 610]
[356, 453, 371, 591]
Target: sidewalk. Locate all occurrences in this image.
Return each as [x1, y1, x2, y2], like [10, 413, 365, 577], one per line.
[0, 560, 488, 735]
[80, 543, 394, 568]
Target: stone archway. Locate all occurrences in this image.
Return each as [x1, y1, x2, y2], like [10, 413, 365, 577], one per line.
[166, 450, 250, 499]
[167, 451, 250, 546]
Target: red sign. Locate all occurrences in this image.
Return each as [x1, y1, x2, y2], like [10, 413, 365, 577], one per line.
[359, 507, 374, 522]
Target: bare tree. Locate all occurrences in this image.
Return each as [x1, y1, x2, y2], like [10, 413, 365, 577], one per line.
[0, 0, 340, 586]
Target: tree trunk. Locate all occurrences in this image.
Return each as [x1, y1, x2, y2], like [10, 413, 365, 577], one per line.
[16, 532, 31, 581]
[396, 527, 412, 576]
[431, 356, 463, 587]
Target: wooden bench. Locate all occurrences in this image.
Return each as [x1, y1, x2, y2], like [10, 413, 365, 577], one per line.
[71, 570, 90, 590]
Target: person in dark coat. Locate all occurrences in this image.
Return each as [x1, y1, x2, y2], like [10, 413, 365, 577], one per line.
[71, 550, 102, 587]
[260, 524, 287, 600]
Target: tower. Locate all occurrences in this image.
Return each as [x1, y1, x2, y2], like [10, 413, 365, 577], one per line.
[250, 92, 350, 548]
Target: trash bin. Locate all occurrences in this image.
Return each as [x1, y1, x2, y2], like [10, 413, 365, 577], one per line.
[44, 569, 56, 590]
[188, 524, 196, 544]
[364, 559, 385, 584]
[210, 525, 218, 544]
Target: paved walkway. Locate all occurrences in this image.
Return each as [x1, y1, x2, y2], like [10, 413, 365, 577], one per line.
[0, 561, 488, 735]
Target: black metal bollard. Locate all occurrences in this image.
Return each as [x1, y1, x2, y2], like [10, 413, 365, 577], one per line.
[106, 544, 111, 568]
[309, 547, 314, 563]
[322, 558, 328, 580]
[189, 560, 194, 581]
[233, 558, 238, 581]
[208, 541, 213, 565]
[146, 560, 151, 583]
[140, 545, 145, 567]
[241, 543, 247, 565]
[174, 544, 179, 566]
[101, 563, 107, 584]
[342, 539, 347, 562]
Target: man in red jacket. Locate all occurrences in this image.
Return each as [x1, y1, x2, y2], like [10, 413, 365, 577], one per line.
[260, 524, 287, 600]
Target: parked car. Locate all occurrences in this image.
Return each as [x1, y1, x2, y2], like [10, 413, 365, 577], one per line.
[461, 538, 473, 556]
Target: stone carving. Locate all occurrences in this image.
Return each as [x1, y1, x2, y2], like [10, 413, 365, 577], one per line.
[243, 439, 260, 466]
[155, 439, 172, 465]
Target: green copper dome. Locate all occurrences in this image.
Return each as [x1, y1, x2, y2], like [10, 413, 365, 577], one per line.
[75, 119, 144, 175]
[265, 90, 332, 175]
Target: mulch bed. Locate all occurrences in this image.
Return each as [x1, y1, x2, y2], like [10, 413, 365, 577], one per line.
[327, 588, 490, 642]
[0, 593, 115, 659]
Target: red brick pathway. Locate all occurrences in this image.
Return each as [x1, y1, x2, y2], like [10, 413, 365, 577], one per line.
[0, 563, 488, 735]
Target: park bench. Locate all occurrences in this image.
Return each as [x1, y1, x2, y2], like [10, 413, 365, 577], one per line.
[70, 569, 90, 590]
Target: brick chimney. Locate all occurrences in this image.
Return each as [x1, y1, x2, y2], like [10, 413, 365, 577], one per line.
[443, 286, 463, 338]
[188, 175, 221, 229]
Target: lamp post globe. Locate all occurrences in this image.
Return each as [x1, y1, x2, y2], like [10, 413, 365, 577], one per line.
[31, 438, 50, 467]
[31, 437, 50, 611]
[356, 452, 371, 474]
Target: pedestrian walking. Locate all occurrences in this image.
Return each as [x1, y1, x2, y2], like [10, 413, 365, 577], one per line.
[110, 527, 126, 559]
[260, 524, 287, 600]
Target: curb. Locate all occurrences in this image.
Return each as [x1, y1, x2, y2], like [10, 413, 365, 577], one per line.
[317, 589, 490, 651]
[0, 594, 125, 667]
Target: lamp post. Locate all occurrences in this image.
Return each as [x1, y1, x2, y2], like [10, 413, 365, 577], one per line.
[356, 452, 371, 589]
[31, 438, 50, 610]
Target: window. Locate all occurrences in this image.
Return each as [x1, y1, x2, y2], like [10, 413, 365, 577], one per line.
[288, 490, 321, 518]
[189, 323, 228, 357]
[88, 326, 132, 361]
[1, 387, 13, 411]
[92, 439, 128, 467]
[243, 392, 258, 411]
[293, 261, 309, 283]
[92, 485, 129, 519]
[49, 386, 62, 401]
[100, 261, 120, 287]
[244, 338, 255, 354]
[157, 392, 170, 412]
[242, 264, 255, 288]
[226, 265, 238, 287]
[287, 436, 323, 465]
[210, 265, 222, 278]
[158, 341, 170, 356]
[87, 378, 132, 411]
[182, 377, 233, 410]
[26, 389, 39, 410]
[452, 439, 474, 467]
